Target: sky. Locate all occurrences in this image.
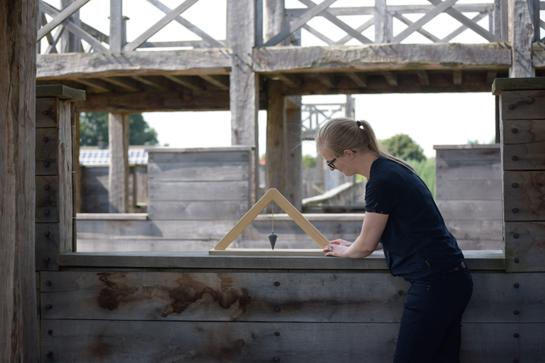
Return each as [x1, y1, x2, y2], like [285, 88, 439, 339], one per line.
[43, 0, 502, 158]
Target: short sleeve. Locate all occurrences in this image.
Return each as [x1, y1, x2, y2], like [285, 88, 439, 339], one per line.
[365, 177, 398, 215]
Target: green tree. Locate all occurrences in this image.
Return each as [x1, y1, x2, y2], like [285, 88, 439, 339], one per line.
[380, 134, 426, 162]
[79, 112, 159, 147]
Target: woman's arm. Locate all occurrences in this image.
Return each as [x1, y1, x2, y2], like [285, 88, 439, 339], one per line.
[324, 212, 389, 258]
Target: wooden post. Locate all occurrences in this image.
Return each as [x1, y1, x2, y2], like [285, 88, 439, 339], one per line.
[110, 0, 124, 53]
[228, 0, 259, 202]
[266, 81, 286, 198]
[108, 113, 129, 213]
[61, 0, 82, 52]
[374, 0, 391, 43]
[507, 0, 535, 77]
[285, 96, 303, 210]
[0, 0, 38, 360]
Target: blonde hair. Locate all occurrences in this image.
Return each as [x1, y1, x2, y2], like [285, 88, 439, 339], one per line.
[316, 118, 414, 171]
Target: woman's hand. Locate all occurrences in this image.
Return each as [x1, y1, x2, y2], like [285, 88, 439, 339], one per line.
[323, 239, 353, 257]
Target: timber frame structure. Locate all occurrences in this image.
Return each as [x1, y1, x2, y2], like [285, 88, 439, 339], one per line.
[2, 0, 545, 362]
[35, 0, 545, 205]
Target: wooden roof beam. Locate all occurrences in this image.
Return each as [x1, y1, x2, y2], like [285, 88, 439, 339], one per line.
[416, 71, 430, 86]
[453, 70, 463, 85]
[100, 77, 139, 92]
[164, 75, 204, 93]
[313, 75, 334, 88]
[200, 75, 229, 90]
[347, 73, 367, 87]
[270, 74, 300, 88]
[71, 78, 111, 93]
[382, 72, 398, 87]
[132, 76, 167, 91]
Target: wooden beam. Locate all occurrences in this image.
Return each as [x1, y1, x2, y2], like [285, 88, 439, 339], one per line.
[253, 43, 512, 73]
[453, 70, 463, 85]
[314, 74, 334, 88]
[77, 89, 230, 112]
[416, 70, 430, 86]
[508, 0, 535, 77]
[264, 0, 337, 46]
[266, 81, 285, 194]
[108, 113, 129, 213]
[200, 75, 229, 90]
[36, 50, 231, 79]
[147, 0, 224, 48]
[347, 72, 367, 87]
[71, 78, 111, 93]
[124, 0, 199, 51]
[132, 76, 167, 91]
[0, 0, 38, 361]
[270, 74, 300, 88]
[285, 96, 303, 210]
[163, 75, 203, 92]
[382, 72, 398, 87]
[109, 0, 124, 53]
[37, 0, 91, 40]
[228, 0, 259, 154]
[101, 77, 139, 92]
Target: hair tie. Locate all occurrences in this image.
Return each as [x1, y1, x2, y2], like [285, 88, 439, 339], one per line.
[356, 120, 365, 130]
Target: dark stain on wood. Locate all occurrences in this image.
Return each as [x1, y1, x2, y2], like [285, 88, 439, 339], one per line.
[160, 275, 251, 317]
[96, 272, 138, 310]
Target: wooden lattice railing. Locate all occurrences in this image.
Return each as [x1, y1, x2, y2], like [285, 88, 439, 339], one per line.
[37, 0, 226, 54]
[263, 0, 502, 46]
[37, 0, 545, 54]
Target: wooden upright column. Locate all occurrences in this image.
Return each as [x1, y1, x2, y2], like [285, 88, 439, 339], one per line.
[266, 81, 286, 194]
[494, 78, 545, 272]
[0, 0, 38, 360]
[228, 0, 259, 202]
[108, 113, 129, 213]
[508, 0, 535, 77]
[285, 96, 303, 210]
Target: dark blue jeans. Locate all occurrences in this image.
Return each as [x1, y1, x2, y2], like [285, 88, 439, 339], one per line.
[394, 267, 473, 363]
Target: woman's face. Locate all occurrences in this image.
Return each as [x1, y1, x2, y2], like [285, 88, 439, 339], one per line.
[319, 146, 355, 177]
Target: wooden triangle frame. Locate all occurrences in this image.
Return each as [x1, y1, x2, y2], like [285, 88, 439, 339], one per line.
[209, 188, 329, 255]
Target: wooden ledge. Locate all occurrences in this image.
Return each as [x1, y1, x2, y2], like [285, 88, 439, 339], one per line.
[58, 250, 505, 271]
[492, 77, 545, 94]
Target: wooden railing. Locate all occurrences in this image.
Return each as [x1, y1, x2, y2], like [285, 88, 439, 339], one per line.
[37, 0, 545, 55]
[37, 0, 227, 54]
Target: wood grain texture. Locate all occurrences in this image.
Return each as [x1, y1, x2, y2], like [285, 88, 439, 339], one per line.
[502, 119, 545, 170]
[39, 271, 544, 323]
[253, 43, 511, 73]
[108, 113, 129, 213]
[39, 319, 545, 363]
[58, 101, 74, 252]
[36, 98, 58, 127]
[500, 90, 545, 119]
[0, 0, 39, 360]
[505, 221, 545, 271]
[503, 171, 545, 221]
[36, 127, 59, 175]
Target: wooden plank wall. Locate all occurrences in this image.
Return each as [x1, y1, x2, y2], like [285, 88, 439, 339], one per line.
[435, 145, 503, 250]
[80, 165, 147, 213]
[145, 148, 254, 250]
[38, 269, 545, 362]
[500, 86, 545, 271]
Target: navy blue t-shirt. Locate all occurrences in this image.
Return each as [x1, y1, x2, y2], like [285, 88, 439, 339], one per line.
[365, 156, 464, 280]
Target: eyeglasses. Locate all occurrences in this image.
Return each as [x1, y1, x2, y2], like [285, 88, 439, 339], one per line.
[325, 150, 356, 171]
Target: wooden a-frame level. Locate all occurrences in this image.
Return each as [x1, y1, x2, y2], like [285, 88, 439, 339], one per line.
[210, 188, 329, 256]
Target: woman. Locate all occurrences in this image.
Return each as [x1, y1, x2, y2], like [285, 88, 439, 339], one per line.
[317, 118, 473, 363]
